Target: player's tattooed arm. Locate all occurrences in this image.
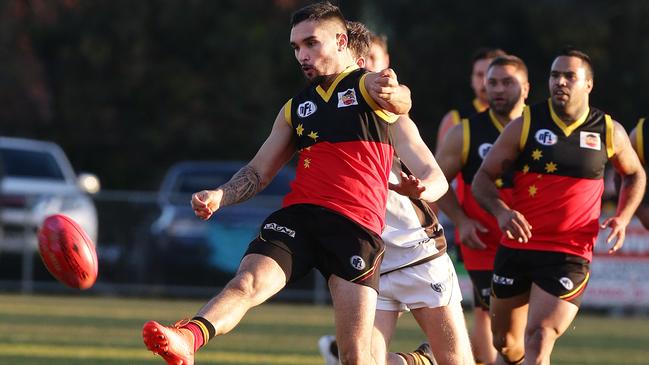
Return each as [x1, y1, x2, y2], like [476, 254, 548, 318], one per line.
[219, 165, 263, 208]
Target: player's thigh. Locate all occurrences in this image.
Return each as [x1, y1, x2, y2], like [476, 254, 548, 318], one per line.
[489, 294, 529, 350]
[411, 301, 470, 352]
[229, 253, 287, 301]
[329, 275, 378, 358]
[526, 283, 579, 339]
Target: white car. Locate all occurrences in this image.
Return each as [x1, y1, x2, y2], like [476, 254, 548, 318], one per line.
[0, 136, 100, 252]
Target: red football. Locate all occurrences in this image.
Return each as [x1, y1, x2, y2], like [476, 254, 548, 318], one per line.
[37, 214, 98, 290]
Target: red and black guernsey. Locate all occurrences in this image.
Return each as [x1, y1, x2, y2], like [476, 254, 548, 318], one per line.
[458, 110, 513, 270]
[505, 99, 615, 261]
[282, 65, 398, 235]
[634, 117, 647, 166]
[449, 99, 487, 207]
[449, 98, 488, 126]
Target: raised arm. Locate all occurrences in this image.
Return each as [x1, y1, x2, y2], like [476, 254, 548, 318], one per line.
[472, 117, 532, 243]
[363, 68, 412, 115]
[191, 106, 296, 220]
[391, 115, 448, 203]
[601, 120, 647, 250]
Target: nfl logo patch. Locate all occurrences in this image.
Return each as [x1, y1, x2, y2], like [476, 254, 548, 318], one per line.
[337, 89, 358, 108]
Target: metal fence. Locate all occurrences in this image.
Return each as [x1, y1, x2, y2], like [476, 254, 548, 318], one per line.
[3, 190, 649, 313]
[0, 190, 329, 304]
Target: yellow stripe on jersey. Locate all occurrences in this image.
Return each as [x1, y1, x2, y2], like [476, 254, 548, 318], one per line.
[473, 98, 488, 113]
[488, 109, 504, 133]
[559, 271, 590, 300]
[359, 73, 398, 124]
[605, 114, 615, 158]
[520, 106, 531, 151]
[315, 64, 359, 102]
[637, 118, 646, 165]
[450, 110, 461, 125]
[548, 98, 590, 137]
[461, 118, 470, 166]
[284, 99, 293, 127]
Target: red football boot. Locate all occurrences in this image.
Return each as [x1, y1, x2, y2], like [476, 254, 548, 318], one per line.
[143, 320, 195, 365]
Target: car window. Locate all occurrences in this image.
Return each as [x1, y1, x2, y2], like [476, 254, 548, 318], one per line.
[0, 148, 65, 180]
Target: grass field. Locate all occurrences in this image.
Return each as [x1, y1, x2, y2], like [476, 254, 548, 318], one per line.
[0, 294, 648, 365]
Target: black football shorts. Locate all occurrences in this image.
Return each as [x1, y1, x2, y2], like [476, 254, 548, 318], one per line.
[491, 246, 590, 306]
[245, 204, 384, 291]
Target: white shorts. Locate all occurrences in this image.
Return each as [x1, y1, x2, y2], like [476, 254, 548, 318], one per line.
[377, 253, 462, 312]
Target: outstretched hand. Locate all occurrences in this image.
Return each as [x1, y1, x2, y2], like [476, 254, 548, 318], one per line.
[389, 171, 426, 199]
[600, 216, 629, 253]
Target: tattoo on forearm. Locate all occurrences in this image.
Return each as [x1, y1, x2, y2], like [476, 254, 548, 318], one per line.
[220, 165, 262, 207]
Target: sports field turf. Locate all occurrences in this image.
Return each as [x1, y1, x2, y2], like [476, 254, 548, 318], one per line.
[0, 294, 647, 364]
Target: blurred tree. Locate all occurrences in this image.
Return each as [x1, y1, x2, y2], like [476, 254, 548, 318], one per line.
[1, 0, 648, 189]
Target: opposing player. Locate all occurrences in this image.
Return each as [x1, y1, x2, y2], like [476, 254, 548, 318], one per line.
[319, 21, 474, 365]
[142, 3, 442, 365]
[630, 117, 649, 228]
[472, 48, 646, 364]
[435, 55, 530, 365]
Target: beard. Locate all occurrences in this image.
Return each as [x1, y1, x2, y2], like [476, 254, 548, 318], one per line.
[489, 89, 521, 116]
[306, 74, 326, 86]
[489, 96, 517, 115]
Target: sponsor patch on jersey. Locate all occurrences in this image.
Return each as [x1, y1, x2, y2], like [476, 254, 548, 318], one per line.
[579, 131, 601, 150]
[297, 101, 317, 118]
[337, 88, 359, 108]
[350, 255, 366, 270]
[559, 277, 574, 290]
[492, 274, 514, 285]
[478, 143, 493, 159]
[263, 223, 296, 238]
[535, 129, 558, 146]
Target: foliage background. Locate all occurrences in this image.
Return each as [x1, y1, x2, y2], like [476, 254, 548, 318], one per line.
[2, 0, 649, 189]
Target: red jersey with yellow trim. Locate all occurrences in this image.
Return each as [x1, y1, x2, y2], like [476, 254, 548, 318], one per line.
[458, 110, 513, 270]
[505, 100, 614, 261]
[282, 66, 397, 234]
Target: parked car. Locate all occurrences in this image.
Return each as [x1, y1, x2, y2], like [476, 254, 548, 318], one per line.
[0, 136, 100, 253]
[148, 161, 295, 285]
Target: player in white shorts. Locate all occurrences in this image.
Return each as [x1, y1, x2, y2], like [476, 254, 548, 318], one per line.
[376, 158, 474, 365]
[320, 157, 474, 365]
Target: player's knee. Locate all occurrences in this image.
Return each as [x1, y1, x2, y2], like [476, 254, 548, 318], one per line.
[226, 271, 266, 302]
[492, 334, 523, 363]
[338, 348, 366, 365]
[525, 325, 560, 349]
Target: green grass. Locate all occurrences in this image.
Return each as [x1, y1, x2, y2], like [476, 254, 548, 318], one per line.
[0, 294, 647, 364]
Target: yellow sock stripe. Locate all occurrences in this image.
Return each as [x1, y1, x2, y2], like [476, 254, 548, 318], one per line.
[190, 319, 210, 342]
